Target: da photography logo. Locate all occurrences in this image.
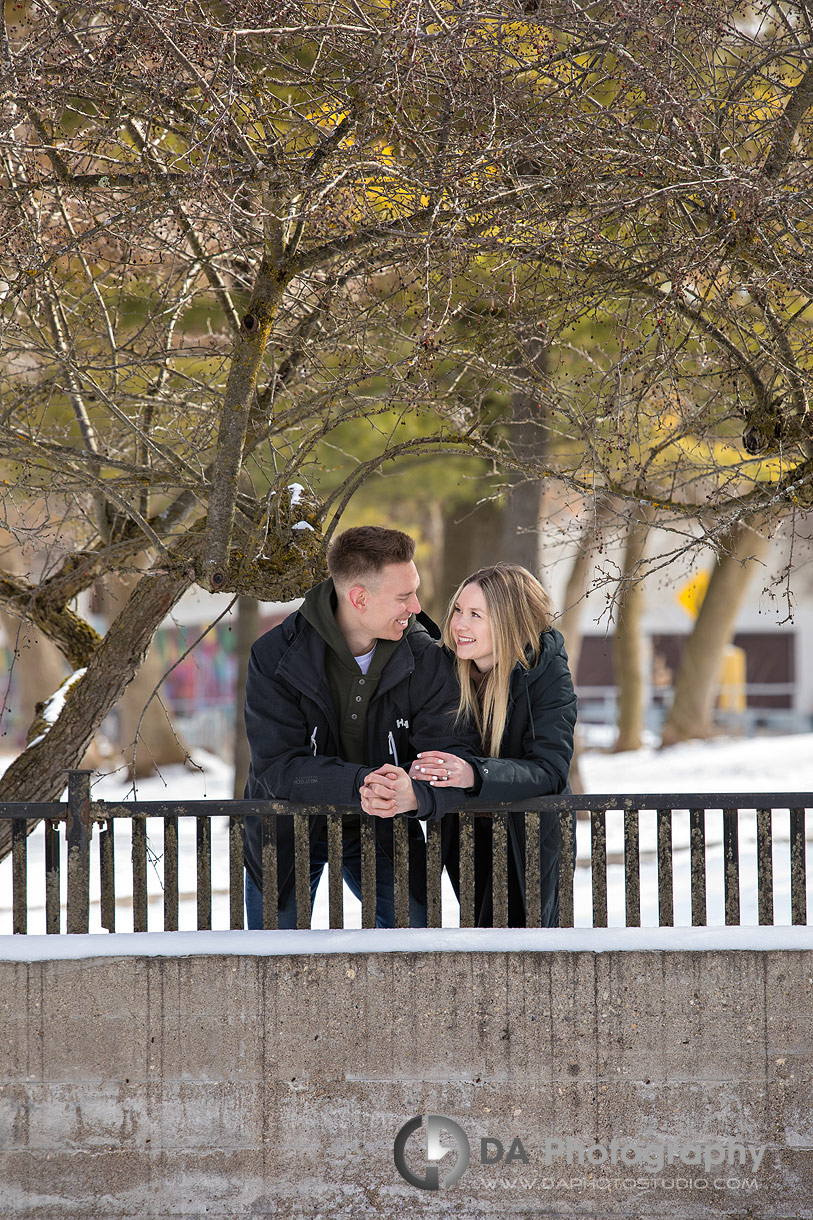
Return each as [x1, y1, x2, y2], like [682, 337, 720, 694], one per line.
[394, 1115, 471, 1190]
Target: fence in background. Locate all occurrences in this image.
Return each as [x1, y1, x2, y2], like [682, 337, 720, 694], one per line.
[2, 771, 811, 933]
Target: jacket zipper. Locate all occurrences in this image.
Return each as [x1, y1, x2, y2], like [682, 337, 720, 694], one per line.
[310, 726, 318, 756]
[388, 731, 399, 766]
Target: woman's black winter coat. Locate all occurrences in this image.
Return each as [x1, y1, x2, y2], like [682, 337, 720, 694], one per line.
[441, 627, 577, 927]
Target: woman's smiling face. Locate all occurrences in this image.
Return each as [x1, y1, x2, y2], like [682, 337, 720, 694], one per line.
[450, 581, 494, 673]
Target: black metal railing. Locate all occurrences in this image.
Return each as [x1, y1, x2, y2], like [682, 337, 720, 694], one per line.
[1, 772, 811, 933]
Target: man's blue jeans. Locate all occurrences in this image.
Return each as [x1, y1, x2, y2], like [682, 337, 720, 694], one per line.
[244, 831, 427, 929]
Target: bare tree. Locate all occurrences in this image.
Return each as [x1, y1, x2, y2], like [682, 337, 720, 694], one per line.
[2, 0, 813, 833]
[0, 1, 552, 814]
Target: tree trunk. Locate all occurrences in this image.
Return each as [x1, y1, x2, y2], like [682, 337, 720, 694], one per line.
[439, 499, 504, 605]
[500, 335, 550, 574]
[613, 505, 654, 752]
[117, 644, 190, 777]
[91, 567, 190, 777]
[233, 595, 260, 798]
[421, 499, 447, 625]
[660, 517, 770, 746]
[557, 499, 612, 676]
[203, 260, 289, 590]
[0, 564, 193, 859]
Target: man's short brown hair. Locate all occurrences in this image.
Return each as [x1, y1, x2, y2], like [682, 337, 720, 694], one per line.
[327, 526, 416, 589]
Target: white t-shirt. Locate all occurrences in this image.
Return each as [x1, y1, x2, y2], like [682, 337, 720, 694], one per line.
[354, 644, 377, 675]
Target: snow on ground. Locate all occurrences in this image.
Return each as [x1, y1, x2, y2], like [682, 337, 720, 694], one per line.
[576, 731, 813, 929]
[2, 734, 813, 936]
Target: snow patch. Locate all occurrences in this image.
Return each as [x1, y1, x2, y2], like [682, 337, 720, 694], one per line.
[24, 668, 87, 750]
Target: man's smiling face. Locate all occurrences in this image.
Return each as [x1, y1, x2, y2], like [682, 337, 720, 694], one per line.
[359, 561, 421, 642]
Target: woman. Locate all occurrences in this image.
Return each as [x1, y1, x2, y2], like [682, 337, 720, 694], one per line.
[411, 563, 577, 927]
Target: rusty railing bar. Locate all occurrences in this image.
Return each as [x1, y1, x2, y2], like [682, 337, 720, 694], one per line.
[393, 815, 410, 929]
[426, 819, 443, 929]
[4, 792, 813, 821]
[790, 807, 807, 926]
[261, 815, 278, 930]
[360, 814, 376, 929]
[690, 807, 706, 927]
[293, 811, 310, 931]
[99, 817, 115, 933]
[164, 815, 179, 932]
[45, 818, 60, 935]
[66, 769, 92, 934]
[196, 814, 211, 930]
[229, 814, 244, 930]
[756, 807, 774, 926]
[132, 816, 147, 933]
[723, 807, 740, 927]
[624, 807, 641, 928]
[558, 808, 575, 929]
[524, 810, 541, 929]
[491, 811, 508, 929]
[12, 816, 26, 935]
[656, 808, 674, 927]
[458, 811, 475, 928]
[327, 812, 344, 929]
[591, 809, 608, 928]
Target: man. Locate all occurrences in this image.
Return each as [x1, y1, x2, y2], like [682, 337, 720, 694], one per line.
[243, 525, 474, 928]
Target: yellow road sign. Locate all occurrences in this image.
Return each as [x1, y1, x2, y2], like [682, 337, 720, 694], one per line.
[677, 570, 710, 618]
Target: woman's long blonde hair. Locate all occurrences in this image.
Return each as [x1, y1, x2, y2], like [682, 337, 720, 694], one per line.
[442, 563, 554, 756]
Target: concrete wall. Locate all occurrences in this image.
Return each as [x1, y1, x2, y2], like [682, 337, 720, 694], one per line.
[2, 944, 812, 1219]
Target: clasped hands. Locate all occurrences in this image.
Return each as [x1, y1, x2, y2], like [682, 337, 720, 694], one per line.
[360, 751, 475, 819]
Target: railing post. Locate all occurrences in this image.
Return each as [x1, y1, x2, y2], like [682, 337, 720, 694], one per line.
[690, 807, 706, 926]
[491, 812, 508, 928]
[197, 814, 212, 930]
[458, 811, 475, 929]
[12, 815, 27, 935]
[66, 770, 92, 934]
[790, 807, 807, 926]
[591, 810, 608, 928]
[524, 811, 541, 928]
[723, 808, 740, 926]
[164, 815, 179, 931]
[557, 808, 575, 929]
[756, 807, 774, 926]
[229, 815, 244, 930]
[656, 808, 674, 927]
[624, 806, 641, 927]
[132, 815, 147, 932]
[426, 819, 442, 928]
[293, 811, 311, 929]
[99, 816, 116, 933]
[327, 812, 344, 929]
[45, 819, 61, 935]
[360, 814, 377, 929]
[393, 815, 410, 929]
[262, 814, 279, 930]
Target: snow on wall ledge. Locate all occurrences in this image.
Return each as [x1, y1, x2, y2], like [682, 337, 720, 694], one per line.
[2, 939, 813, 1219]
[2, 923, 813, 961]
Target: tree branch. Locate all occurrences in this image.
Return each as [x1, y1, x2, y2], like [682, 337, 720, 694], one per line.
[762, 59, 813, 180]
